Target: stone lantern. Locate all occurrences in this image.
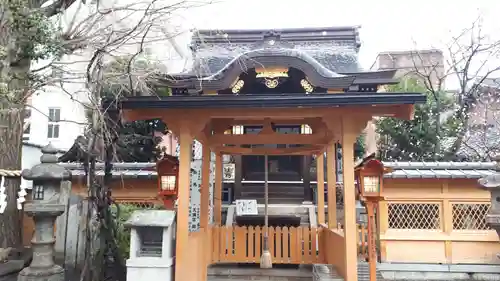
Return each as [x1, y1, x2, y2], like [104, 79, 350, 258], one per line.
[18, 143, 71, 281]
[478, 155, 500, 248]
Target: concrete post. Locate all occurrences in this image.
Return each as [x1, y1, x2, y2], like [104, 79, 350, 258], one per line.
[18, 144, 71, 281]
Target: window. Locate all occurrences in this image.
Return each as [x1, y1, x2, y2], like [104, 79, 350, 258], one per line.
[388, 202, 441, 230]
[222, 186, 232, 204]
[452, 203, 491, 230]
[33, 185, 44, 200]
[137, 227, 163, 257]
[23, 108, 31, 141]
[47, 108, 60, 139]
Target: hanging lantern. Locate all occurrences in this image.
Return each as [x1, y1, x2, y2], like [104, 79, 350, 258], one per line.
[355, 158, 390, 200]
[157, 155, 179, 208]
[232, 125, 244, 135]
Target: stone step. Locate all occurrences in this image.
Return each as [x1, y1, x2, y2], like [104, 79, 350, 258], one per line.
[242, 184, 305, 193]
[357, 262, 384, 281]
[245, 198, 304, 204]
[241, 191, 304, 197]
[312, 264, 344, 281]
[208, 265, 313, 281]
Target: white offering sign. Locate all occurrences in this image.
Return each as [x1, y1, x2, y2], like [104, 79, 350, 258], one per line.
[235, 199, 258, 216]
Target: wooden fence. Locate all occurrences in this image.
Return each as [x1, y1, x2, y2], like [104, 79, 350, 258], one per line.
[211, 224, 369, 265]
[212, 226, 322, 264]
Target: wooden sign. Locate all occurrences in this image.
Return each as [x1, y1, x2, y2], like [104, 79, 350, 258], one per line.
[223, 163, 235, 181]
[235, 199, 258, 216]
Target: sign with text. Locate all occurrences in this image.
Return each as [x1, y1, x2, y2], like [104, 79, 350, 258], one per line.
[223, 163, 235, 181]
[235, 199, 258, 216]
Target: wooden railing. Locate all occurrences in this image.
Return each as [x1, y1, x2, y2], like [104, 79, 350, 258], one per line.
[319, 224, 346, 277]
[209, 224, 369, 266]
[211, 226, 322, 264]
[356, 224, 368, 259]
[334, 223, 369, 258]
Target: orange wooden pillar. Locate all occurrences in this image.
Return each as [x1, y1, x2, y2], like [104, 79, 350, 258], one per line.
[175, 126, 193, 281]
[326, 143, 337, 228]
[316, 153, 325, 225]
[200, 144, 211, 278]
[200, 145, 211, 229]
[341, 117, 358, 281]
[214, 153, 222, 225]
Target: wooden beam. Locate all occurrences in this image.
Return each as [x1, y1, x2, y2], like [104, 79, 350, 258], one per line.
[327, 143, 337, 228]
[210, 117, 327, 135]
[212, 117, 323, 126]
[200, 145, 211, 229]
[316, 153, 325, 225]
[122, 105, 413, 123]
[214, 153, 223, 225]
[175, 125, 193, 281]
[208, 132, 328, 146]
[341, 117, 358, 281]
[214, 145, 322, 155]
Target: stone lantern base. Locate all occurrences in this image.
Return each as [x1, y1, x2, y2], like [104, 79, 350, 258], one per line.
[18, 265, 64, 281]
[486, 214, 500, 239]
[18, 204, 66, 281]
[486, 213, 500, 258]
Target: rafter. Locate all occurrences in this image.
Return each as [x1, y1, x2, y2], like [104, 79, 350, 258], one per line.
[214, 145, 323, 155]
[207, 132, 329, 146]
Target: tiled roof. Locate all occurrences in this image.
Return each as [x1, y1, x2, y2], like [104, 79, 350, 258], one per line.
[190, 27, 362, 77]
[60, 162, 157, 179]
[383, 161, 497, 179]
[59, 161, 499, 180]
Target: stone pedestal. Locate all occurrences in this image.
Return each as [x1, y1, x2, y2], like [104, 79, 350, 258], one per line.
[18, 204, 66, 281]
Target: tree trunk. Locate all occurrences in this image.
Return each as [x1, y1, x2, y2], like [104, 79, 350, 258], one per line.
[0, 108, 24, 249]
[0, 31, 31, 248]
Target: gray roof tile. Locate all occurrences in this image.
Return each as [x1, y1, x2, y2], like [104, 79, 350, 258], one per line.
[60, 161, 498, 180]
[383, 161, 497, 179]
[189, 27, 362, 77]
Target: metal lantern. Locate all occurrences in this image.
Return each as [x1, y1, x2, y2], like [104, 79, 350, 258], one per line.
[355, 158, 388, 199]
[157, 155, 179, 207]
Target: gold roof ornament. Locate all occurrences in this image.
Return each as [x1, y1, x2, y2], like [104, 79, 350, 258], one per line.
[255, 67, 289, 79]
[264, 79, 279, 89]
[256, 71, 289, 79]
[301, 79, 314, 94]
[231, 79, 245, 94]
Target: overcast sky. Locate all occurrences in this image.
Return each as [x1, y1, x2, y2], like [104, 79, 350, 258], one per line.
[182, 0, 500, 71]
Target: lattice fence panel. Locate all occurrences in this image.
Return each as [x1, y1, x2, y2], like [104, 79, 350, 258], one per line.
[452, 203, 491, 230]
[388, 202, 441, 230]
[116, 201, 164, 209]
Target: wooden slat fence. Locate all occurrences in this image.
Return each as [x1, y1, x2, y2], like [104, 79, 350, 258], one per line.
[211, 224, 369, 265]
[212, 226, 322, 264]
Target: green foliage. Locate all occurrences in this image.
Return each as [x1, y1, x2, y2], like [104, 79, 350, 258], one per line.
[115, 119, 167, 162]
[111, 203, 164, 259]
[6, 0, 63, 62]
[355, 134, 365, 159]
[377, 78, 456, 161]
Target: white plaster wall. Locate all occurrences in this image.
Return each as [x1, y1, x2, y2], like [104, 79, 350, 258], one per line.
[28, 87, 87, 151]
[21, 144, 65, 189]
[27, 0, 194, 151]
[21, 145, 43, 189]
